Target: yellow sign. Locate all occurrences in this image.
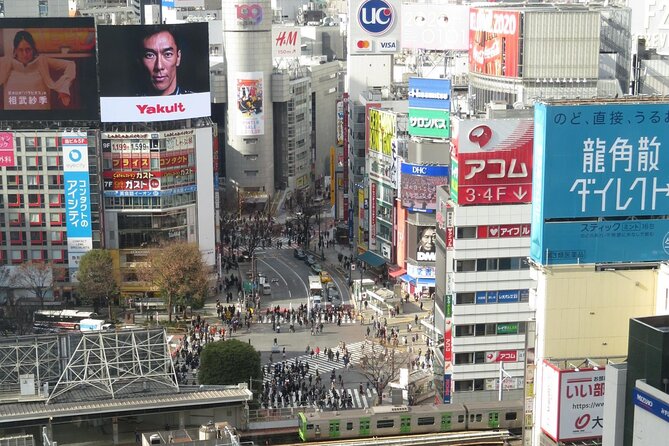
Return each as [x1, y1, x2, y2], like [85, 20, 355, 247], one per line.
[368, 108, 396, 157]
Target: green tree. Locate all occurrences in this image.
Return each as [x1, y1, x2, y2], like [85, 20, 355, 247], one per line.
[140, 242, 209, 322]
[198, 340, 261, 386]
[76, 249, 119, 317]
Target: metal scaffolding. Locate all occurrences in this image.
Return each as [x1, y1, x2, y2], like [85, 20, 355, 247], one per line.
[46, 328, 178, 404]
[0, 335, 61, 395]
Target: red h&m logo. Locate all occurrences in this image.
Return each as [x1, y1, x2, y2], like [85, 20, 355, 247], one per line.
[236, 4, 263, 25]
[275, 30, 298, 47]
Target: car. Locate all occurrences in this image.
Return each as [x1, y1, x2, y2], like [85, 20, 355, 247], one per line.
[293, 249, 305, 259]
[319, 271, 332, 284]
[262, 283, 271, 295]
[310, 263, 322, 274]
[305, 254, 316, 266]
[327, 288, 340, 302]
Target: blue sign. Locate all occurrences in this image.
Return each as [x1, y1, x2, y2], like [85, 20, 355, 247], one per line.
[443, 374, 451, 404]
[476, 292, 487, 304]
[358, 0, 395, 36]
[400, 163, 449, 177]
[498, 290, 520, 303]
[486, 291, 497, 303]
[64, 171, 92, 239]
[633, 388, 669, 424]
[348, 209, 354, 240]
[532, 218, 669, 265]
[103, 185, 197, 198]
[534, 103, 669, 220]
[162, 0, 175, 7]
[408, 78, 451, 110]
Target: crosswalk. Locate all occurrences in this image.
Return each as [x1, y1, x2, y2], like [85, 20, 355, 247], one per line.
[254, 314, 358, 325]
[260, 386, 378, 410]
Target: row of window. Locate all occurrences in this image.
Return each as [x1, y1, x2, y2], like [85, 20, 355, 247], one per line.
[1, 230, 67, 245]
[454, 257, 529, 272]
[5, 212, 65, 227]
[454, 322, 527, 337]
[0, 249, 68, 265]
[103, 193, 197, 210]
[454, 351, 519, 365]
[455, 290, 529, 305]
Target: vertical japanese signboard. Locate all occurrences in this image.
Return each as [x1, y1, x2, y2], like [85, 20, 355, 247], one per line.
[451, 117, 533, 205]
[531, 102, 669, 265]
[63, 131, 92, 272]
[0, 132, 15, 166]
[469, 8, 521, 77]
[443, 293, 453, 403]
[370, 182, 377, 249]
[541, 361, 606, 442]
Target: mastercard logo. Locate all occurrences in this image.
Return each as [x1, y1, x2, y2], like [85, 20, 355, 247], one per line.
[356, 40, 372, 51]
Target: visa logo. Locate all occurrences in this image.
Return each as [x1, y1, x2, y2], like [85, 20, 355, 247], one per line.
[379, 40, 396, 51]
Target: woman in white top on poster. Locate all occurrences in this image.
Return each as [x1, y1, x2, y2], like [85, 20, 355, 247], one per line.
[0, 30, 75, 110]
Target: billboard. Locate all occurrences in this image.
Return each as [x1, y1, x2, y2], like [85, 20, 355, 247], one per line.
[235, 72, 264, 136]
[443, 293, 453, 404]
[416, 226, 436, 262]
[469, 8, 521, 77]
[97, 23, 210, 122]
[272, 26, 300, 58]
[348, 0, 401, 55]
[541, 361, 606, 442]
[370, 182, 377, 249]
[0, 132, 14, 166]
[401, 4, 469, 51]
[368, 108, 396, 156]
[0, 18, 98, 121]
[336, 100, 344, 146]
[400, 163, 449, 213]
[451, 117, 533, 205]
[408, 108, 450, 138]
[408, 78, 451, 110]
[63, 131, 93, 270]
[531, 102, 669, 265]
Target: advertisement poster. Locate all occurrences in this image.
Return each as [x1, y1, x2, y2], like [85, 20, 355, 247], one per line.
[408, 108, 451, 138]
[0, 132, 14, 166]
[401, 4, 469, 51]
[452, 117, 533, 205]
[541, 361, 606, 442]
[400, 163, 449, 212]
[236, 72, 264, 136]
[416, 226, 436, 262]
[349, 0, 401, 55]
[368, 108, 396, 156]
[469, 8, 521, 77]
[272, 26, 300, 58]
[408, 77, 451, 110]
[0, 18, 99, 121]
[370, 182, 377, 249]
[63, 131, 92, 271]
[98, 23, 210, 122]
[336, 100, 344, 146]
[443, 293, 453, 404]
[532, 102, 669, 264]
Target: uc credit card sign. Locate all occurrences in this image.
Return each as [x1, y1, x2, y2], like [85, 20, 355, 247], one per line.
[531, 102, 669, 264]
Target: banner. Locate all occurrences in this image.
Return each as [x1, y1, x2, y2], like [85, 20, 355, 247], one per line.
[469, 8, 521, 77]
[235, 72, 264, 136]
[98, 23, 210, 122]
[0, 18, 99, 121]
[63, 131, 92, 271]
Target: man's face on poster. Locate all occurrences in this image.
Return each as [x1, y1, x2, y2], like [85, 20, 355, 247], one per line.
[142, 30, 181, 95]
[419, 228, 436, 252]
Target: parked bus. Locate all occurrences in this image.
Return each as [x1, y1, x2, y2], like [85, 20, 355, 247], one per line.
[33, 309, 99, 332]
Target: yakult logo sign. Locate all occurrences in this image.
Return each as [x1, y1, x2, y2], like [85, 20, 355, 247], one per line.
[236, 3, 263, 25]
[358, 0, 395, 36]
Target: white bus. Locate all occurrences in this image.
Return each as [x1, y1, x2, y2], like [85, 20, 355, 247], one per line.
[308, 275, 323, 309]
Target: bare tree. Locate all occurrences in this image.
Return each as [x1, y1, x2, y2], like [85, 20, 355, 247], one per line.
[139, 242, 209, 322]
[290, 190, 321, 251]
[238, 212, 274, 257]
[358, 340, 410, 405]
[12, 261, 54, 309]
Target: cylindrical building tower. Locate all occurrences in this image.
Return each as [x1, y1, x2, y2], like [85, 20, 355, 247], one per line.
[223, 0, 275, 204]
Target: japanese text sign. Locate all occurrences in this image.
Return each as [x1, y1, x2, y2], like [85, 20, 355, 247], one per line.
[0, 132, 15, 167]
[451, 117, 533, 205]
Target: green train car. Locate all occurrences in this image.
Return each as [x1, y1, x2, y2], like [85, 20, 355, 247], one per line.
[297, 402, 523, 441]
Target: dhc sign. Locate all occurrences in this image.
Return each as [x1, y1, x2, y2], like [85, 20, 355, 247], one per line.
[358, 0, 395, 36]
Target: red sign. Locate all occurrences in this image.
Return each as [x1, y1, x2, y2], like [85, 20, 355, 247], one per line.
[104, 178, 161, 191]
[453, 118, 533, 205]
[486, 350, 518, 363]
[444, 320, 453, 362]
[469, 8, 521, 77]
[0, 132, 14, 167]
[446, 227, 454, 249]
[477, 224, 531, 239]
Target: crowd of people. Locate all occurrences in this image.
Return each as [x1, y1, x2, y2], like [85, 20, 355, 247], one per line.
[173, 316, 221, 385]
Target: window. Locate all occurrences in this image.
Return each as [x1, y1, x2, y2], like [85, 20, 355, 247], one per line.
[475, 324, 486, 336]
[30, 231, 46, 245]
[455, 325, 473, 337]
[455, 353, 472, 364]
[29, 213, 44, 226]
[376, 420, 394, 429]
[46, 137, 58, 151]
[11, 250, 25, 263]
[48, 175, 62, 187]
[24, 137, 38, 151]
[245, 170, 258, 176]
[50, 231, 64, 244]
[48, 194, 63, 207]
[31, 250, 46, 261]
[454, 380, 473, 392]
[8, 194, 21, 207]
[50, 213, 64, 226]
[476, 258, 488, 271]
[346, 422, 353, 431]
[27, 175, 42, 188]
[26, 156, 41, 169]
[9, 212, 23, 226]
[417, 417, 434, 426]
[7, 175, 22, 188]
[456, 226, 476, 239]
[457, 415, 465, 424]
[474, 351, 486, 364]
[47, 156, 60, 170]
[487, 258, 499, 270]
[28, 194, 42, 207]
[52, 249, 65, 262]
[499, 257, 512, 270]
[10, 231, 25, 245]
[455, 259, 475, 272]
[505, 412, 518, 421]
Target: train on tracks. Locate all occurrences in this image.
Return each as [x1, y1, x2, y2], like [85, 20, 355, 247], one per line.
[298, 401, 522, 442]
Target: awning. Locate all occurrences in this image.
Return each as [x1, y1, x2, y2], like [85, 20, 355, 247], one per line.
[388, 268, 406, 279]
[358, 250, 387, 268]
[399, 275, 435, 287]
[399, 274, 415, 284]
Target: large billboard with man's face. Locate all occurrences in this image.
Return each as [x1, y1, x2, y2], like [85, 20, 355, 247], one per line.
[0, 18, 98, 121]
[97, 23, 210, 122]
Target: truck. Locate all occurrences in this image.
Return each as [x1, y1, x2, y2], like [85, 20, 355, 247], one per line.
[78, 319, 114, 331]
[308, 275, 323, 310]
